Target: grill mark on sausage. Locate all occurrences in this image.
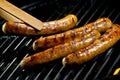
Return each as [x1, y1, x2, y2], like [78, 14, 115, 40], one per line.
[100, 37, 105, 42]
[73, 51, 79, 58]
[63, 20, 68, 27]
[14, 22, 19, 32]
[83, 25, 87, 34]
[71, 40, 76, 49]
[61, 44, 66, 52]
[81, 36, 85, 45]
[61, 33, 65, 42]
[20, 29, 101, 67]
[72, 16, 75, 23]
[71, 29, 76, 40]
[45, 22, 50, 30]
[55, 21, 59, 31]
[53, 21, 59, 32]
[91, 31, 95, 40]
[50, 47, 55, 57]
[93, 21, 98, 30]
[103, 18, 107, 27]
[53, 35, 57, 43]
[31, 18, 112, 49]
[84, 47, 89, 55]
[44, 37, 48, 46]
[62, 24, 120, 66]
[107, 32, 113, 39]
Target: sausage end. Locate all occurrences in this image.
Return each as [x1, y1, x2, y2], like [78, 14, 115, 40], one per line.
[19, 57, 31, 68]
[32, 41, 37, 51]
[2, 23, 7, 34]
[62, 57, 67, 67]
[19, 59, 26, 68]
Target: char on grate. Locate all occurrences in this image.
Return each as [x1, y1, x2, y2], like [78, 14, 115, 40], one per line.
[0, 0, 120, 80]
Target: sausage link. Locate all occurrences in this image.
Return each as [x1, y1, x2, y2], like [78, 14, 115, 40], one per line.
[2, 14, 78, 35]
[33, 18, 112, 50]
[20, 30, 100, 67]
[62, 24, 120, 67]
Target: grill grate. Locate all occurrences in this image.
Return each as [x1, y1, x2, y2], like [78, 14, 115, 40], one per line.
[0, 0, 120, 80]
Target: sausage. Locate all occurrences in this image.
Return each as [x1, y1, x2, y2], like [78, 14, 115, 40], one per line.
[62, 24, 120, 67]
[19, 30, 100, 67]
[33, 18, 112, 50]
[2, 14, 78, 35]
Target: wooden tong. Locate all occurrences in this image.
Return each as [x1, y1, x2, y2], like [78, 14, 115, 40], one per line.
[0, 0, 43, 30]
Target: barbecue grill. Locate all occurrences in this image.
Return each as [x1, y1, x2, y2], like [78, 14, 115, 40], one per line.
[0, 0, 120, 80]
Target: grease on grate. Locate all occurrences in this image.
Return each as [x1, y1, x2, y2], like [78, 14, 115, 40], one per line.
[113, 68, 120, 75]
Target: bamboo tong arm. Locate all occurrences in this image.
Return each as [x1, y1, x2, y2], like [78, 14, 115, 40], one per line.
[0, 0, 43, 30]
[0, 8, 22, 22]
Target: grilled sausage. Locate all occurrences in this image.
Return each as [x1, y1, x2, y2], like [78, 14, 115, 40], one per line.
[20, 30, 100, 67]
[62, 24, 120, 67]
[2, 14, 78, 35]
[33, 18, 112, 50]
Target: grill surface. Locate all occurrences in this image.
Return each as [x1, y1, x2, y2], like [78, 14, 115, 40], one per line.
[0, 0, 120, 80]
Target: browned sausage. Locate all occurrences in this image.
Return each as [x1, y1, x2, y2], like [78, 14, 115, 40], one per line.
[62, 24, 120, 67]
[33, 18, 112, 50]
[19, 30, 100, 67]
[2, 14, 78, 35]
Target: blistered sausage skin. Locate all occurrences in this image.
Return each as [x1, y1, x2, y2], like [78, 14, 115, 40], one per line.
[19, 30, 100, 67]
[2, 14, 78, 35]
[33, 18, 112, 50]
[62, 24, 120, 67]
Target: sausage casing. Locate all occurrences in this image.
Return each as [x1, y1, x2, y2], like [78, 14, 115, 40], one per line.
[2, 14, 78, 35]
[62, 24, 120, 67]
[33, 18, 112, 50]
[20, 30, 100, 67]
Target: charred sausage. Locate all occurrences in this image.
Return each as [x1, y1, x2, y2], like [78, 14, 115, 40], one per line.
[19, 30, 100, 67]
[62, 24, 120, 67]
[33, 18, 112, 50]
[2, 14, 78, 35]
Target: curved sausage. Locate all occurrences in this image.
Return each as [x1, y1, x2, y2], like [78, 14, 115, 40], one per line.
[19, 30, 100, 67]
[33, 18, 112, 50]
[2, 14, 78, 35]
[62, 24, 120, 67]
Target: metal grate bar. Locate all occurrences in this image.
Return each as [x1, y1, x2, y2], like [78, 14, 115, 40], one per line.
[0, 57, 17, 79]
[107, 9, 115, 19]
[76, 0, 106, 26]
[83, 62, 97, 80]
[98, 4, 111, 18]
[34, 72, 41, 80]
[93, 49, 113, 79]
[25, 73, 36, 80]
[84, 2, 110, 24]
[0, 37, 9, 49]
[13, 37, 27, 50]
[63, 69, 74, 80]
[112, 12, 120, 23]
[73, 65, 86, 80]
[44, 64, 58, 80]
[6, 58, 20, 80]
[1, 36, 19, 54]
[0, 60, 4, 68]
[106, 52, 120, 77]
[53, 66, 64, 80]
